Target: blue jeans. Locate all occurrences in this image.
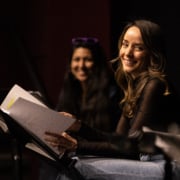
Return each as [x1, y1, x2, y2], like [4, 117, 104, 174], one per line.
[73, 156, 165, 180]
[39, 155, 166, 180]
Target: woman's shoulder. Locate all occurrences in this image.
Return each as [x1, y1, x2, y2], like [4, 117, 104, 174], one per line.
[147, 76, 180, 100]
[144, 76, 166, 91]
[148, 76, 164, 83]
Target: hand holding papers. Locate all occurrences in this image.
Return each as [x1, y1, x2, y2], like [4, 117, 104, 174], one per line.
[0, 84, 76, 162]
[44, 131, 77, 155]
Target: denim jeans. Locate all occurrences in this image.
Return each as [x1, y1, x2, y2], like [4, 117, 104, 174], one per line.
[39, 155, 167, 180]
[73, 156, 166, 180]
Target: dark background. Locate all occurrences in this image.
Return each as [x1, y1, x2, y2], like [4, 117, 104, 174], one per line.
[1, 0, 180, 108]
[0, 0, 180, 179]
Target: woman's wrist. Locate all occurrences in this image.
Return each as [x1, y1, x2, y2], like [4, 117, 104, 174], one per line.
[67, 119, 81, 132]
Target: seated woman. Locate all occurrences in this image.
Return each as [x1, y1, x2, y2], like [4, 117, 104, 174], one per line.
[44, 19, 180, 180]
[38, 36, 122, 180]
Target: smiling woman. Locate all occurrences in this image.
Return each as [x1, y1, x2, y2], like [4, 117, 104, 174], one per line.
[55, 37, 122, 131]
[70, 47, 94, 83]
[39, 20, 180, 180]
[38, 37, 122, 180]
[119, 26, 148, 77]
[51, 20, 180, 180]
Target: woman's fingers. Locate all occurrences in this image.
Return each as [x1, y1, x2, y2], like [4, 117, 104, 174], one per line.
[44, 131, 77, 150]
[62, 132, 77, 144]
[59, 111, 75, 118]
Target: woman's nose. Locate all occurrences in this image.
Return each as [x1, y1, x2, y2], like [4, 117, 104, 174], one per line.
[125, 46, 133, 56]
[78, 59, 85, 67]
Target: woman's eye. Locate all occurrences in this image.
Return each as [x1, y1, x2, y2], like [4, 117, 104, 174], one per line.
[72, 57, 80, 62]
[122, 42, 128, 47]
[134, 45, 145, 51]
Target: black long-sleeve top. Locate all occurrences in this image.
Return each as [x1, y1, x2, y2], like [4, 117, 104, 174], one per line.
[74, 77, 180, 158]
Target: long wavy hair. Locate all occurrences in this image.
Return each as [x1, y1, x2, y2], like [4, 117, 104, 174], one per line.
[56, 38, 120, 131]
[113, 19, 170, 118]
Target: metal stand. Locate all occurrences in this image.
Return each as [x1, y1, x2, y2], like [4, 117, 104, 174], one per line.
[11, 138, 22, 180]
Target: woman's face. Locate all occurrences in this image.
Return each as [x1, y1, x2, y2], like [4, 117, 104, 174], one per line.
[71, 47, 94, 82]
[119, 26, 148, 77]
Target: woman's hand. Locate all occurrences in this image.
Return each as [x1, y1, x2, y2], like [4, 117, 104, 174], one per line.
[44, 131, 77, 154]
[59, 111, 81, 132]
[59, 111, 75, 119]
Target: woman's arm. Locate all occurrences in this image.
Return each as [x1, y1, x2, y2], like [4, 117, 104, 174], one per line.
[129, 78, 166, 134]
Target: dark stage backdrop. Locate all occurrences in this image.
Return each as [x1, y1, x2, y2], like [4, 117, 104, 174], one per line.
[110, 0, 180, 98]
[0, 0, 180, 107]
[0, 0, 111, 108]
[0, 1, 180, 180]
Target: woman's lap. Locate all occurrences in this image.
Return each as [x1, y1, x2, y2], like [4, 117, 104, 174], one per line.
[74, 156, 165, 180]
[40, 156, 166, 180]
